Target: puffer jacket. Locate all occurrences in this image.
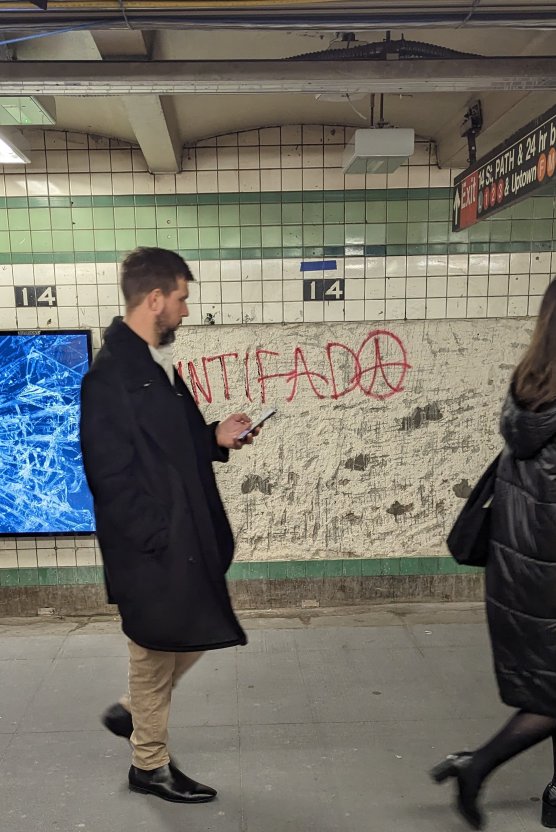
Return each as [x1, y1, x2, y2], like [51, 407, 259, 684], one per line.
[487, 387, 556, 716]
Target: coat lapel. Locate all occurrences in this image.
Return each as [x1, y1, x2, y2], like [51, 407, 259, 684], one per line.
[104, 321, 194, 479]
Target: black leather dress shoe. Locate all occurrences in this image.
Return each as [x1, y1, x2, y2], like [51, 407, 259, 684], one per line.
[542, 781, 556, 827]
[101, 703, 133, 739]
[430, 752, 484, 830]
[128, 762, 217, 803]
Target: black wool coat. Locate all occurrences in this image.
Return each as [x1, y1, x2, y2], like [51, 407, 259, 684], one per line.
[487, 388, 556, 716]
[80, 318, 246, 652]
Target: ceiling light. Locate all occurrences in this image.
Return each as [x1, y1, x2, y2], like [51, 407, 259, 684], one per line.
[0, 129, 31, 165]
[0, 96, 56, 126]
[343, 127, 414, 175]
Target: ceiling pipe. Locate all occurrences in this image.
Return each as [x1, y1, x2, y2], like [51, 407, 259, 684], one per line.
[1, 3, 556, 31]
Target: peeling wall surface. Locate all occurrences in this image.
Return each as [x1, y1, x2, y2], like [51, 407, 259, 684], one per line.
[175, 318, 533, 561]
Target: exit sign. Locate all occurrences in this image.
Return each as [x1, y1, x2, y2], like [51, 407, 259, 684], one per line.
[453, 102, 556, 231]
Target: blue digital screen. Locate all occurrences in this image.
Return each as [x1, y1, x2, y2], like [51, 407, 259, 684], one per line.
[0, 331, 95, 536]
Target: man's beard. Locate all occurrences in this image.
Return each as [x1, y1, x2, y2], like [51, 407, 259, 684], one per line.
[156, 313, 178, 346]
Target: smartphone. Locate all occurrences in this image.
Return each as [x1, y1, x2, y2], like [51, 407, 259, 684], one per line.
[237, 408, 277, 441]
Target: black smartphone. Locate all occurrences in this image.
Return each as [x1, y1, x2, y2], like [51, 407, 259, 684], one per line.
[237, 408, 277, 441]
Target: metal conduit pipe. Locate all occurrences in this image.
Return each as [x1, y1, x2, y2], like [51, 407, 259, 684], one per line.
[287, 39, 482, 61]
[1, 2, 556, 30]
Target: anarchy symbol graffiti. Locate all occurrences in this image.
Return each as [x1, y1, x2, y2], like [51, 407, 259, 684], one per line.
[357, 330, 411, 400]
[326, 329, 411, 401]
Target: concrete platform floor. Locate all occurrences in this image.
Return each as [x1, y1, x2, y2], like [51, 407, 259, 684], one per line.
[0, 602, 550, 832]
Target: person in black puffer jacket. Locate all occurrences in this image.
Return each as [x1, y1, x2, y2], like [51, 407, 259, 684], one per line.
[431, 278, 556, 831]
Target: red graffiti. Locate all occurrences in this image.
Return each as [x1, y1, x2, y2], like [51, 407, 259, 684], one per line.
[180, 330, 410, 405]
[206, 352, 238, 400]
[184, 358, 212, 403]
[326, 330, 409, 401]
[255, 347, 329, 403]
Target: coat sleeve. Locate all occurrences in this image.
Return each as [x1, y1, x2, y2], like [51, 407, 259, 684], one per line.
[80, 371, 169, 553]
[177, 377, 229, 464]
[208, 421, 230, 464]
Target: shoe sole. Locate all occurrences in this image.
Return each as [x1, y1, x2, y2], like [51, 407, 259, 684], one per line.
[129, 784, 216, 803]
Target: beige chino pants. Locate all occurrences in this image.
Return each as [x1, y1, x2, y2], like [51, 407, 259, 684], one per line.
[119, 640, 203, 770]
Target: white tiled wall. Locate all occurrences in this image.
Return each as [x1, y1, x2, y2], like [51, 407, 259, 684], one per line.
[0, 123, 552, 576]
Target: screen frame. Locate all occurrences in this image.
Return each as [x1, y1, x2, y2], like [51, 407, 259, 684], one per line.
[0, 328, 95, 539]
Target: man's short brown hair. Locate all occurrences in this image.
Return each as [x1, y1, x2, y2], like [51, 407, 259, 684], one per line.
[120, 247, 194, 309]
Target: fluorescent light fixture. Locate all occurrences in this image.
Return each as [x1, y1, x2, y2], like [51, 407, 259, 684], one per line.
[0, 128, 31, 165]
[0, 96, 56, 126]
[343, 128, 415, 175]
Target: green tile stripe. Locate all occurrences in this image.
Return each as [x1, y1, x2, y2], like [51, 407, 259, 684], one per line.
[0, 188, 455, 210]
[228, 557, 481, 579]
[0, 565, 103, 587]
[0, 558, 481, 588]
[0, 240, 554, 267]
[2, 184, 554, 265]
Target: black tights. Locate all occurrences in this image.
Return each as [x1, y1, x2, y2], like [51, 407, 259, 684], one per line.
[469, 710, 556, 785]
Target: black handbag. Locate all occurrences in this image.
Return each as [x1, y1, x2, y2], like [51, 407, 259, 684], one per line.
[446, 453, 501, 567]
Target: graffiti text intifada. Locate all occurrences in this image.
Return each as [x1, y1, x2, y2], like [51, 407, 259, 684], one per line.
[177, 330, 411, 405]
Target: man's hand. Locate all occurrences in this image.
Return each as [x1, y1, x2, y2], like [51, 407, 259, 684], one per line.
[216, 413, 261, 450]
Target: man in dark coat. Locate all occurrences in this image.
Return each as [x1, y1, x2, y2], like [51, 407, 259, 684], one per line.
[80, 247, 257, 804]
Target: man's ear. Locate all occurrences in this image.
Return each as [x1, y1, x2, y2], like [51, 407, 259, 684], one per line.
[146, 288, 163, 313]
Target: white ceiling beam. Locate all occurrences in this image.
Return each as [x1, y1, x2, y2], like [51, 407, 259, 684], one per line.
[3, 58, 556, 95]
[17, 32, 182, 174]
[122, 95, 182, 173]
[91, 31, 182, 173]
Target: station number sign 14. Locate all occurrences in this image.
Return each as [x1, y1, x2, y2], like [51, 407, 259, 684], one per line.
[14, 285, 58, 307]
[303, 278, 345, 301]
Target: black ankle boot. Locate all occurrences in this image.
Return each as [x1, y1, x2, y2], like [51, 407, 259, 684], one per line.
[542, 782, 556, 828]
[430, 752, 484, 830]
[129, 762, 217, 803]
[101, 703, 133, 739]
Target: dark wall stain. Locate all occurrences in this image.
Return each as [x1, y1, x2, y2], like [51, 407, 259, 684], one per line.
[204, 312, 216, 325]
[241, 475, 272, 495]
[453, 479, 472, 499]
[399, 403, 443, 432]
[345, 453, 371, 471]
[387, 501, 414, 519]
